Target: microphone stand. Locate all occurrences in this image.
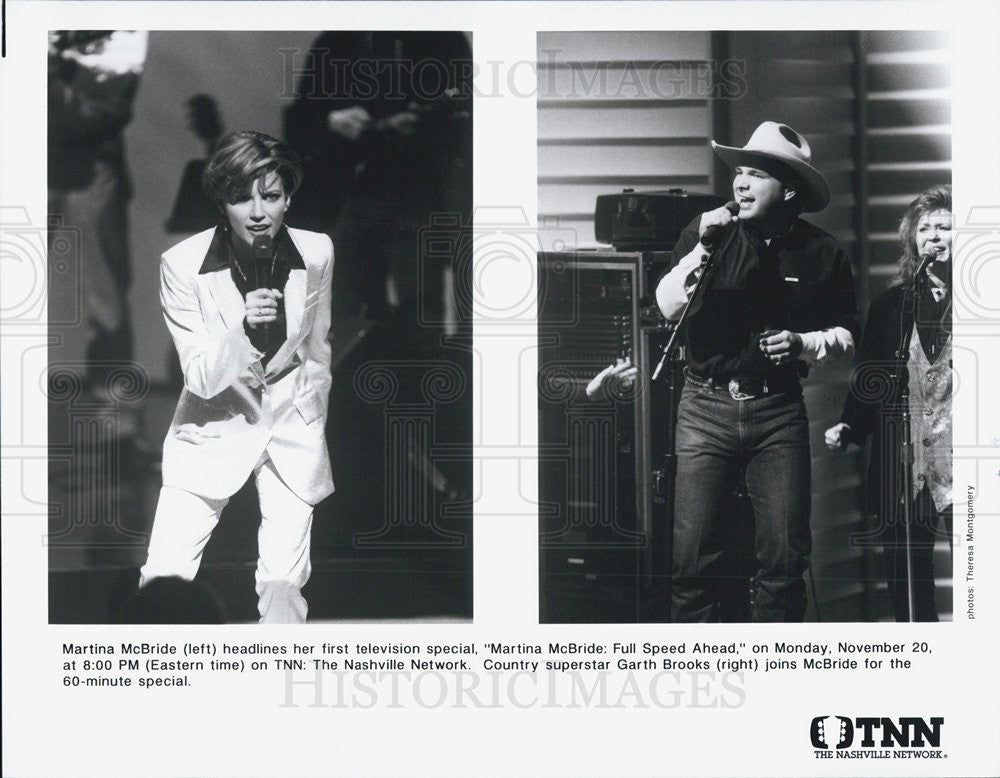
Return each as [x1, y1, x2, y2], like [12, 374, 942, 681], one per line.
[651, 245, 720, 382]
[649, 243, 720, 496]
[652, 203, 738, 383]
[894, 276, 920, 622]
[646, 236, 726, 622]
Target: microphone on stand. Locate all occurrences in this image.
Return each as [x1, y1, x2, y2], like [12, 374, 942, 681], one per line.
[252, 233, 277, 342]
[913, 250, 936, 292]
[651, 201, 740, 381]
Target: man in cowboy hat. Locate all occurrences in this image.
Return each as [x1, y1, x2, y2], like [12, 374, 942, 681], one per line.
[656, 121, 859, 622]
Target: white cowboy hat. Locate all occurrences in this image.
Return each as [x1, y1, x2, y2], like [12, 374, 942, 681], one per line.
[711, 121, 831, 212]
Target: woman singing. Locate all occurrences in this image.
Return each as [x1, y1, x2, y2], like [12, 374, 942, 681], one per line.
[139, 131, 334, 623]
[825, 184, 952, 621]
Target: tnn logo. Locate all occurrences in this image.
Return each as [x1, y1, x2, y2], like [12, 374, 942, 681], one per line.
[810, 716, 943, 749]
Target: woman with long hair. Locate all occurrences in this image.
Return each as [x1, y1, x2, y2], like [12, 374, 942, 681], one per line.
[826, 183, 952, 621]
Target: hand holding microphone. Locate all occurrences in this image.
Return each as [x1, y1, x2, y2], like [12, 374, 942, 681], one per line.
[245, 234, 281, 336]
[686, 200, 740, 293]
[699, 201, 740, 248]
[655, 201, 740, 322]
[244, 288, 282, 329]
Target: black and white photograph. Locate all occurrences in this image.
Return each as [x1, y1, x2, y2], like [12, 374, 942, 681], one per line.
[45, 30, 474, 624]
[2, 3, 999, 778]
[537, 30, 955, 624]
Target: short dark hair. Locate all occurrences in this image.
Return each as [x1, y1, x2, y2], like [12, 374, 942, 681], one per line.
[202, 130, 303, 210]
[897, 183, 952, 284]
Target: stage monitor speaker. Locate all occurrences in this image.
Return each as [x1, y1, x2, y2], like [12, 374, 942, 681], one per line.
[537, 250, 670, 623]
[594, 189, 725, 250]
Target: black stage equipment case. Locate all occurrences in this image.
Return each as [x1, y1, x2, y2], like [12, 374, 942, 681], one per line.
[537, 249, 673, 623]
[537, 189, 725, 623]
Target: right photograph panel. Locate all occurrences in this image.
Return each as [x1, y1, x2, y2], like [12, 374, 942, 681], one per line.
[536, 30, 952, 623]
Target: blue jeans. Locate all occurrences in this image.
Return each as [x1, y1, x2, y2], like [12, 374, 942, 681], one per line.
[671, 376, 812, 622]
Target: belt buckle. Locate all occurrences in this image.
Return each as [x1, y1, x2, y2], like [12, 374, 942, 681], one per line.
[728, 378, 765, 401]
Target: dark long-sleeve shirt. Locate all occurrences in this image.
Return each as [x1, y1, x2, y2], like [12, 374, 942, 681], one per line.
[666, 216, 860, 382]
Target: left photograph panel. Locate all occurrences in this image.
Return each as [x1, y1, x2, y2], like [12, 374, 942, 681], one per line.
[47, 30, 474, 624]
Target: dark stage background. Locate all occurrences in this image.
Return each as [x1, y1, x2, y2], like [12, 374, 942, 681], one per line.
[48, 31, 473, 623]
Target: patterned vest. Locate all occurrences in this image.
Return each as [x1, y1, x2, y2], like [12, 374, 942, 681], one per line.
[908, 324, 952, 510]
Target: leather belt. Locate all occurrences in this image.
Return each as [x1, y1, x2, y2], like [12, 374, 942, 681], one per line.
[685, 371, 799, 401]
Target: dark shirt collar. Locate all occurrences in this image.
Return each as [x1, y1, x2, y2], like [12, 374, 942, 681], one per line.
[741, 217, 800, 247]
[199, 224, 305, 274]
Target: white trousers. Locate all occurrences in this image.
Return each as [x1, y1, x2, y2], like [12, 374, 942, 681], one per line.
[140, 452, 314, 623]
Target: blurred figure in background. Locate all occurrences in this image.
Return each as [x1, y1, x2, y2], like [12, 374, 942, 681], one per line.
[48, 31, 148, 403]
[826, 184, 953, 622]
[284, 31, 472, 353]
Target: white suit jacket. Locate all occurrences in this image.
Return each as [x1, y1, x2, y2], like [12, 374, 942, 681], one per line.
[159, 226, 334, 504]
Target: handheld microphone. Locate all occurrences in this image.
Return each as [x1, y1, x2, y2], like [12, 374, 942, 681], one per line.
[252, 233, 277, 340]
[700, 201, 740, 248]
[651, 203, 738, 382]
[252, 233, 276, 282]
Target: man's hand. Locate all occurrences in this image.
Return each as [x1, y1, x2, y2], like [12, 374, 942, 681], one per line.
[824, 422, 851, 452]
[586, 359, 638, 401]
[759, 329, 803, 364]
[245, 288, 282, 329]
[326, 106, 372, 141]
[698, 204, 739, 239]
[381, 103, 421, 136]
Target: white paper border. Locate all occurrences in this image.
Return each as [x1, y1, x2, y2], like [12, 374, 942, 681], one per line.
[2, 2, 998, 776]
